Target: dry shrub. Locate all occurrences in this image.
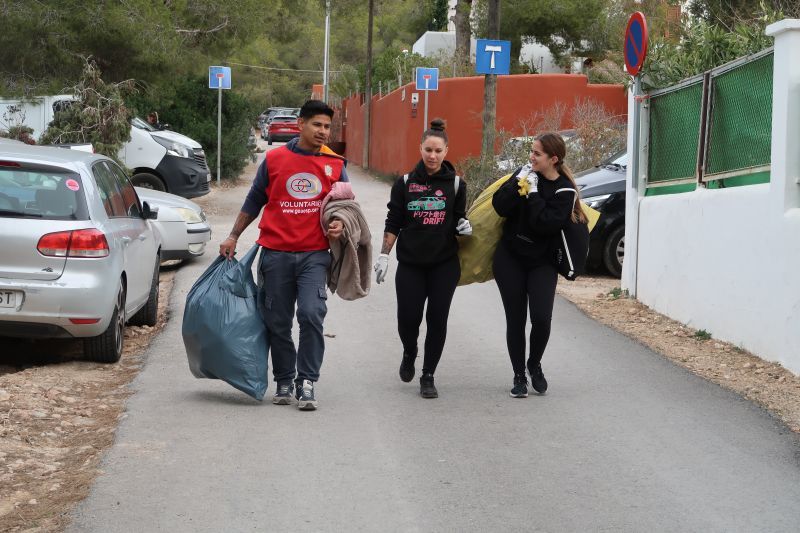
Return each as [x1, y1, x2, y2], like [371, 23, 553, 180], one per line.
[566, 98, 626, 173]
[458, 154, 500, 209]
[516, 101, 567, 137]
[461, 99, 625, 204]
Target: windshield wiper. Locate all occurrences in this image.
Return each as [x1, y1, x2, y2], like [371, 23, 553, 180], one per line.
[0, 209, 43, 217]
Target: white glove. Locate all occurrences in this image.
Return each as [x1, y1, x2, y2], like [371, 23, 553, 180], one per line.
[526, 173, 538, 194]
[456, 218, 472, 236]
[517, 163, 532, 179]
[374, 253, 390, 284]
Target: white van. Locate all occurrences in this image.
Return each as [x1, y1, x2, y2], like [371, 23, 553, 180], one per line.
[0, 95, 211, 199]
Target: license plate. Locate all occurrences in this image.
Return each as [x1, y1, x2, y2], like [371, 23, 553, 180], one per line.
[0, 290, 19, 308]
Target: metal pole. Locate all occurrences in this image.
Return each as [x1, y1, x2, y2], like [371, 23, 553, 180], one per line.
[629, 74, 642, 296]
[323, 0, 331, 102]
[423, 90, 429, 133]
[631, 75, 642, 192]
[217, 84, 222, 186]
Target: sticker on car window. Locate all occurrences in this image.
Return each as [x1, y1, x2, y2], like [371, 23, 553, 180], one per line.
[65, 179, 80, 191]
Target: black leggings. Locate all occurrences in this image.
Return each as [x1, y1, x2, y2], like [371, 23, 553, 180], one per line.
[395, 255, 460, 375]
[493, 243, 558, 375]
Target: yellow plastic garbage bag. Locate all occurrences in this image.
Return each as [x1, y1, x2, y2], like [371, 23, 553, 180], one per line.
[583, 202, 600, 232]
[457, 173, 514, 286]
[457, 174, 601, 287]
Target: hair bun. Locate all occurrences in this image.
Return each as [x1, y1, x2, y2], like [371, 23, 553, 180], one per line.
[430, 118, 446, 131]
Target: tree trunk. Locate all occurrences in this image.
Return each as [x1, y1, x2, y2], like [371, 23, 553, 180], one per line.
[479, 0, 500, 174]
[362, 0, 374, 169]
[454, 0, 472, 74]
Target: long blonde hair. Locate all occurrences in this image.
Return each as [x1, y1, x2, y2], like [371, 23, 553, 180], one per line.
[536, 132, 587, 224]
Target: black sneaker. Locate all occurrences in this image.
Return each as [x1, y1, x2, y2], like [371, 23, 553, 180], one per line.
[296, 379, 318, 411]
[399, 352, 416, 382]
[419, 373, 438, 398]
[272, 382, 294, 405]
[528, 363, 548, 394]
[510, 374, 528, 398]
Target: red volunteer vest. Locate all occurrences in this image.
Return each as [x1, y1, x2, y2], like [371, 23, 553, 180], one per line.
[257, 145, 345, 251]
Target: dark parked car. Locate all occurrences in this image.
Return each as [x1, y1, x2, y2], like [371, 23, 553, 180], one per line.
[575, 150, 627, 278]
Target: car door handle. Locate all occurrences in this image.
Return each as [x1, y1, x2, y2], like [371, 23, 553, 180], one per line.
[137, 235, 147, 241]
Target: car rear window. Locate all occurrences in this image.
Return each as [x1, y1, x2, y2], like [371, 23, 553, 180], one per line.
[0, 168, 88, 220]
[272, 117, 296, 123]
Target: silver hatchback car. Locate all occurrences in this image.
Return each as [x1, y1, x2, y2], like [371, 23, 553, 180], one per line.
[0, 144, 160, 363]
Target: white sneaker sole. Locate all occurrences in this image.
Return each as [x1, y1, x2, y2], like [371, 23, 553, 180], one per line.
[509, 391, 528, 398]
[272, 396, 294, 405]
[297, 399, 318, 411]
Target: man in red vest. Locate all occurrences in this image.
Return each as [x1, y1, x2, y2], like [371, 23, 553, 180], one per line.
[219, 100, 348, 411]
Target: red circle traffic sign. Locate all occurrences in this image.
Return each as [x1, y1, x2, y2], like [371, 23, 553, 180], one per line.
[624, 12, 649, 76]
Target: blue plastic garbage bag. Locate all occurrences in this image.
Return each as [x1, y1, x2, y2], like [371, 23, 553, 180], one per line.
[182, 245, 269, 400]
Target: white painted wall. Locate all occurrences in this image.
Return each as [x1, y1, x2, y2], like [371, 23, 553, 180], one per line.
[622, 19, 800, 374]
[412, 31, 476, 62]
[634, 187, 800, 372]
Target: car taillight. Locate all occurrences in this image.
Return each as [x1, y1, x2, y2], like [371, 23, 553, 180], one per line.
[0, 161, 21, 167]
[37, 229, 109, 258]
[37, 231, 71, 257]
[69, 229, 110, 257]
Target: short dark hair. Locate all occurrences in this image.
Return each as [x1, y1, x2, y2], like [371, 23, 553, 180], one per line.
[299, 100, 334, 120]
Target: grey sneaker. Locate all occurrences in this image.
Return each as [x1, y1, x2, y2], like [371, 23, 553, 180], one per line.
[272, 382, 294, 405]
[296, 379, 318, 411]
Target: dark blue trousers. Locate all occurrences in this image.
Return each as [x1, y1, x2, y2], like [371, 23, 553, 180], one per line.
[258, 248, 330, 384]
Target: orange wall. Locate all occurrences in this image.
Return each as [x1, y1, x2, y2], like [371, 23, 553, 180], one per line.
[340, 74, 626, 176]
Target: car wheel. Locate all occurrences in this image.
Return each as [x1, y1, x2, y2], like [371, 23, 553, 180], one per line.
[84, 282, 126, 363]
[131, 172, 166, 192]
[602, 225, 625, 278]
[128, 257, 159, 327]
[267, 135, 273, 145]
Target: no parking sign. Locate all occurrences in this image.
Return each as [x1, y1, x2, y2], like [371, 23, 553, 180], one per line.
[624, 12, 649, 76]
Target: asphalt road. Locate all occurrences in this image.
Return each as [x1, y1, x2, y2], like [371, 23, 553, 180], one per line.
[69, 144, 800, 532]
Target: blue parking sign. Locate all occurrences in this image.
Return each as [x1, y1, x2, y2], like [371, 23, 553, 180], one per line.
[476, 39, 511, 75]
[209, 66, 231, 90]
[415, 67, 439, 91]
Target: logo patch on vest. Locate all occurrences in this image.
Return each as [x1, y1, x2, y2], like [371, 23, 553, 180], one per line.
[286, 172, 323, 199]
[324, 164, 333, 177]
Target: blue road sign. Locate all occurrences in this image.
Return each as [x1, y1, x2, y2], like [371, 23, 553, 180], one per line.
[208, 66, 232, 90]
[415, 67, 439, 91]
[476, 39, 511, 75]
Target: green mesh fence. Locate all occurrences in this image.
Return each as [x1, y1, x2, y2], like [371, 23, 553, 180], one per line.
[648, 81, 703, 183]
[705, 52, 773, 177]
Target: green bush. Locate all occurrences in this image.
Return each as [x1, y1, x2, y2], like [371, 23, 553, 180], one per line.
[127, 77, 257, 181]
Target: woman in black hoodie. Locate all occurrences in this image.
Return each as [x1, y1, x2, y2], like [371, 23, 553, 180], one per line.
[492, 132, 587, 398]
[374, 119, 471, 398]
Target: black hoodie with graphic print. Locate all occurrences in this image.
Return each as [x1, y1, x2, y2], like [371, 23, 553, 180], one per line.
[384, 160, 467, 266]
